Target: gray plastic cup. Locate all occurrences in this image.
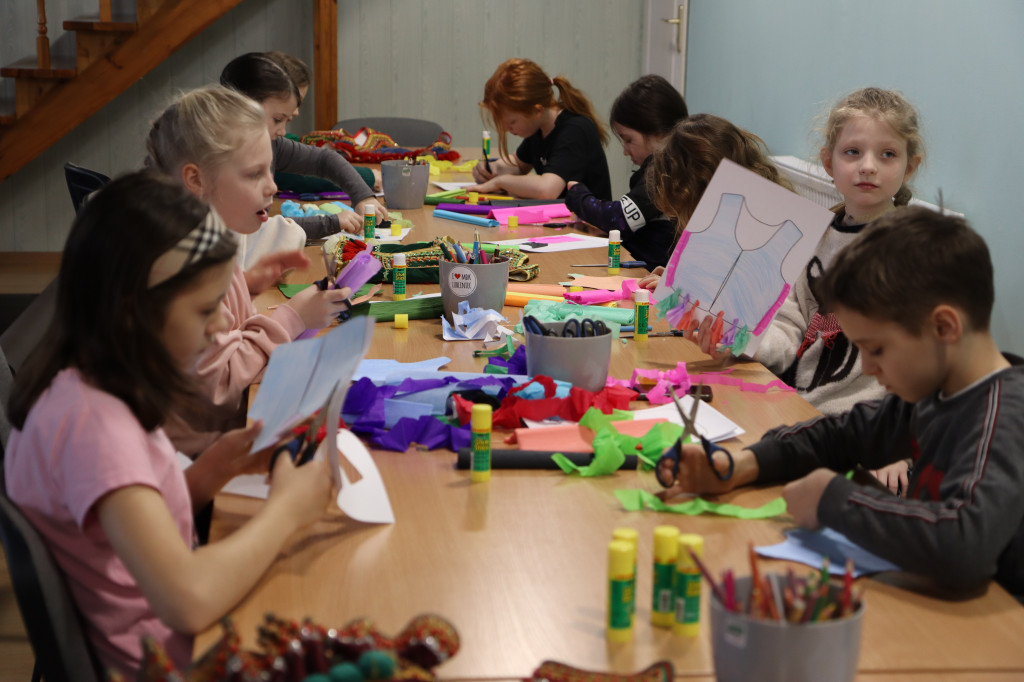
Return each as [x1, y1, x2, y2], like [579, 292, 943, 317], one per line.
[525, 321, 612, 392]
[710, 575, 864, 682]
[439, 257, 510, 324]
[381, 160, 430, 209]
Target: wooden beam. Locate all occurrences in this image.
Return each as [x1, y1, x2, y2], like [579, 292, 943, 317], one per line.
[0, 0, 246, 182]
[313, 0, 337, 131]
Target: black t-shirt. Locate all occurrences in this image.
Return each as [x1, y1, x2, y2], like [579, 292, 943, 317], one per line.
[515, 110, 612, 200]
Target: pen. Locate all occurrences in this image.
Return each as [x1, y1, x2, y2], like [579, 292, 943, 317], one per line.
[542, 222, 567, 227]
[472, 229, 481, 264]
[452, 241, 468, 264]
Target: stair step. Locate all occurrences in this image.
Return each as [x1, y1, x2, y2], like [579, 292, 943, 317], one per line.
[64, 14, 138, 32]
[0, 97, 15, 126]
[0, 55, 77, 80]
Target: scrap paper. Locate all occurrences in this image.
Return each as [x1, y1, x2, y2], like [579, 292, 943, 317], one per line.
[331, 428, 395, 524]
[441, 301, 514, 341]
[248, 316, 374, 452]
[432, 181, 476, 192]
[756, 527, 901, 577]
[630, 401, 744, 442]
[652, 159, 832, 356]
[490, 234, 609, 253]
[488, 203, 571, 225]
[616, 489, 787, 519]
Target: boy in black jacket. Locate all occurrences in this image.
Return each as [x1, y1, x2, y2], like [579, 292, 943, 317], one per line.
[660, 206, 1024, 597]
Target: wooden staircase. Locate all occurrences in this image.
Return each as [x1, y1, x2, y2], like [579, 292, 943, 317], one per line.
[0, 0, 247, 183]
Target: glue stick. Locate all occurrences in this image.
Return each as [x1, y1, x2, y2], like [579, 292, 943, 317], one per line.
[392, 252, 407, 301]
[363, 204, 376, 240]
[508, 215, 518, 232]
[633, 289, 650, 341]
[608, 230, 621, 274]
[607, 539, 635, 642]
[470, 404, 492, 482]
[612, 528, 639, 622]
[652, 526, 679, 627]
[674, 534, 703, 636]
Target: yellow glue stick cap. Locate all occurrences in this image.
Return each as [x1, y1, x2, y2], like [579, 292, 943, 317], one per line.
[394, 313, 409, 329]
[471, 403, 492, 431]
[654, 526, 680, 563]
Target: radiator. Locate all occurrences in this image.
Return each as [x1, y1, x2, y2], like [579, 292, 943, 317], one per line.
[771, 155, 960, 217]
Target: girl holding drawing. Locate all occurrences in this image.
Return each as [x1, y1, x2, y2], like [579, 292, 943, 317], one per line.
[4, 171, 332, 676]
[146, 85, 352, 456]
[563, 74, 688, 269]
[469, 58, 612, 201]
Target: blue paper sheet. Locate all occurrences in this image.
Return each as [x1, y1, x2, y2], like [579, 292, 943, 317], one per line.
[432, 208, 500, 228]
[756, 527, 901, 577]
[353, 357, 452, 383]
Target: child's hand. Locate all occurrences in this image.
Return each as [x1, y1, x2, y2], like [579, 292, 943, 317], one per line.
[267, 454, 333, 529]
[637, 266, 664, 291]
[472, 161, 496, 183]
[655, 443, 737, 501]
[354, 198, 387, 222]
[244, 250, 311, 294]
[871, 459, 910, 496]
[286, 285, 353, 329]
[335, 211, 363, 236]
[685, 314, 736, 366]
[371, 169, 382, 192]
[782, 468, 837, 528]
[466, 178, 502, 194]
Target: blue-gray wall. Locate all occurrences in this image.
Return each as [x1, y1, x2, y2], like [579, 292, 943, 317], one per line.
[685, 0, 1024, 352]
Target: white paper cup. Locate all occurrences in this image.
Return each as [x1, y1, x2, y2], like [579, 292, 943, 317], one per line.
[710, 575, 864, 682]
[439, 257, 510, 324]
[525, 321, 612, 392]
[381, 160, 430, 209]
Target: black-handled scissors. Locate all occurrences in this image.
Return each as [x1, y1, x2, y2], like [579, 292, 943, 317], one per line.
[562, 318, 608, 337]
[269, 395, 331, 470]
[522, 315, 556, 337]
[655, 385, 734, 488]
[314, 275, 354, 322]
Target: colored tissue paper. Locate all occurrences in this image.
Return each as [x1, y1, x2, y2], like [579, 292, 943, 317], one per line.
[563, 278, 639, 305]
[491, 375, 637, 429]
[488, 203, 571, 225]
[486, 344, 528, 376]
[441, 300, 514, 341]
[371, 415, 471, 452]
[564, 274, 635, 292]
[615, 489, 788, 519]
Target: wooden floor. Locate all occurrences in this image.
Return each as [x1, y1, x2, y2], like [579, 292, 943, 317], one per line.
[0, 551, 37, 679]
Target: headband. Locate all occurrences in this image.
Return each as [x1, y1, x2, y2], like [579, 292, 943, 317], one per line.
[148, 208, 230, 287]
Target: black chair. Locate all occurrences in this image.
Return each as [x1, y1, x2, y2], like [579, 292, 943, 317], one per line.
[333, 116, 444, 148]
[63, 163, 110, 214]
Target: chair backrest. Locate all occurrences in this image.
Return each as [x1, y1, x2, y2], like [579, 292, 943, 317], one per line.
[333, 116, 444, 148]
[63, 163, 110, 214]
[0, 276, 57, 375]
[0, 342, 12, 450]
[0, 470, 104, 682]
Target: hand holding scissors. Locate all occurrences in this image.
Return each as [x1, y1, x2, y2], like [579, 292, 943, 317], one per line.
[269, 395, 332, 470]
[656, 385, 735, 492]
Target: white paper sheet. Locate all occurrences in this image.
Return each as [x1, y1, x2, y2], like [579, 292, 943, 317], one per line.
[432, 181, 476, 192]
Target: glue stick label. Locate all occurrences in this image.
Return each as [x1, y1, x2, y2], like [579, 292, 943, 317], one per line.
[635, 302, 649, 335]
[363, 213, 376, 240]
[609, 578, 632, 629]
[394, 266, 407, 297]
[653, 563, 675, 614]
[471, 431, 490, 473]
[608, 241, 621, 269]
[675, 572, 701, 625]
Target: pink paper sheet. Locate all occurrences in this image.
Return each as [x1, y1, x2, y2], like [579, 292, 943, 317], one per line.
[514, 418, 670, 453]
[489, 203, 572, 225]
[564, 279, 639, 305]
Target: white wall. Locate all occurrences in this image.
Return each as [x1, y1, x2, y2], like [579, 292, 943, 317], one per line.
[684, 0, 1024, 352]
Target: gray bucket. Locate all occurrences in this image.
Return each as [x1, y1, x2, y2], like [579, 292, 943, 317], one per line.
[439, 257, 510, 324]
[381, 160, 430, 209]
[710, 575, 864, 682]
[525, 321, 612, 392]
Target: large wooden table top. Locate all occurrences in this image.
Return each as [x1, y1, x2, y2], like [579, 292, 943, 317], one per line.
[198, 159, 1024, 678]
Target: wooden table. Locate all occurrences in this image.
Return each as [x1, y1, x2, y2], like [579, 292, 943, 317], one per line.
[198, 163, 1024, 678]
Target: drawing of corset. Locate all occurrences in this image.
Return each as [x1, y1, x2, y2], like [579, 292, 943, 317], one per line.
[671, 193, 803, 331]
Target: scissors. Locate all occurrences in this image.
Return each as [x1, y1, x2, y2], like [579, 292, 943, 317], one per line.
[314, 275, 354, 322]
[655, 385, 734, 488]
[270, 395, 332, 470]
[562, 318, 608, 337]
[522, 315, 556, 337]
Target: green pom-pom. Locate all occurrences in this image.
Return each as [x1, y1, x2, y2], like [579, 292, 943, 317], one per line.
[305, 675, 332, 682]
[358, 650, 396, 680]
[329, 663, 364, 682]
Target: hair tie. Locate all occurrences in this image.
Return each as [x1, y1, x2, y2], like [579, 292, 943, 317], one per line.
[148, 208, 230, 287]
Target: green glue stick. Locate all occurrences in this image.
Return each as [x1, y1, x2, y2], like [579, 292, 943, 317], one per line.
[633, 289, 650, 341]
[651, 525, 679, 627]
[392, 252, 407, 301]
[612, 528, 639, 621]
[606, 539, 635, 642]
[470, 404, 492, 482]
[607, 229, 621, 274]
[674, 533, 703, 636]
[363, 204, 376, 240]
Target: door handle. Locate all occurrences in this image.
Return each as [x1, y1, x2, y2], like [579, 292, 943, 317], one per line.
[660, 4, 686, 54]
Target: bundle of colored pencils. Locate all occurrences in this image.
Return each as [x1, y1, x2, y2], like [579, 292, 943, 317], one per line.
[688, 543, 864, 624]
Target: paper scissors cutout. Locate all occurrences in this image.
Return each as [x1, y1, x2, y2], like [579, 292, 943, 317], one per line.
[270, 393, 332, 469]
[656, 385, 734, 488]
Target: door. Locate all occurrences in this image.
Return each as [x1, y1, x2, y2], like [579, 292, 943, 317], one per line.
[642, 0, 689, 95]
